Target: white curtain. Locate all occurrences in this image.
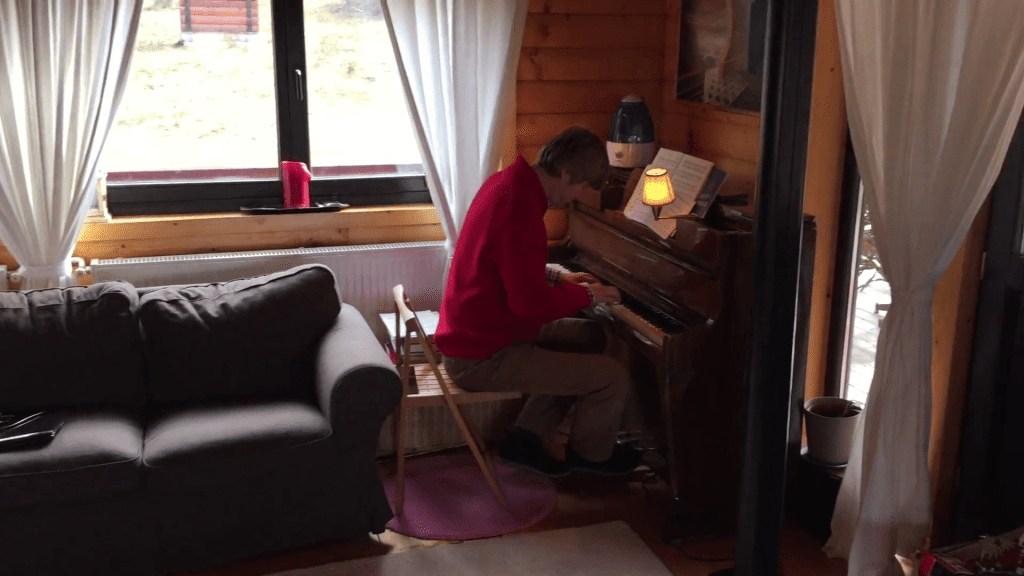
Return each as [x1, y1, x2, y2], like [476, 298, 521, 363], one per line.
[381, 0, 529, 259]
[827, 2, 1024, 574]
[0, 0, 142, 290]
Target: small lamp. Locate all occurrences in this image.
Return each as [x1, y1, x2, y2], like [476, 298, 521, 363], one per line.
[642, 167, 674, 219]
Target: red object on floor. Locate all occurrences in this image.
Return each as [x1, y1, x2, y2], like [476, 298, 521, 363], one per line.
[382, 451, 557, 540]
[918, 525, 1024, 575]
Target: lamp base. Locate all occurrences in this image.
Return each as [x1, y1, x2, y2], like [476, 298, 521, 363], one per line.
[651, 205, 663, 219]
[607, 141, 656, 168]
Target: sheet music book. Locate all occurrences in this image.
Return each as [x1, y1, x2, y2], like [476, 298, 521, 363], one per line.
[622, 149, 726, 239]
[623, 189, 677, 239]
[645, 148, 714, 218]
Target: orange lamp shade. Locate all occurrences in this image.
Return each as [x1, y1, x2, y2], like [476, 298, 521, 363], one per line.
[642, 167, 674, 218]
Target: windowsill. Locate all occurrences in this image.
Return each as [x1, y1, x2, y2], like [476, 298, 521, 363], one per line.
[0, 203, 570, 272]
[74, 204, 446, 262]
[86, 203, 440, 226]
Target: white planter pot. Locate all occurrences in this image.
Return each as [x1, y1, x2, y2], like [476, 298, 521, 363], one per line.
[804, 396, 862, 466]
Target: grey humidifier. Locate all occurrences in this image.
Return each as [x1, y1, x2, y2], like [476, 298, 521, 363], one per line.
[607, 95, 656, 168]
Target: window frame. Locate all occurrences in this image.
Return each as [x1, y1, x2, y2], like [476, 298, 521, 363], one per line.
[104, 0, 429, 217]
[822, 133, 864, 399]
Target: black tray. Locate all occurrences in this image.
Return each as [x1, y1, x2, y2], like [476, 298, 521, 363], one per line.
[241, 202, 349, 215]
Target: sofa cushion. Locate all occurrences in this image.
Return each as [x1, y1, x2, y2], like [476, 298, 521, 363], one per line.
[138, 264, 341, 408]
[0, 282, 144, 410]
[142, 400, 333, 492]
[0, 409, 143, 510]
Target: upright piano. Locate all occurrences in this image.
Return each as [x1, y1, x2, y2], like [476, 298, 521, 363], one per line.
[549, 199, 816, 537]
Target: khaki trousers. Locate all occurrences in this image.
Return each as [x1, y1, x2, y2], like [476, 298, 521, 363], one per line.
[442, 318, 629, 461]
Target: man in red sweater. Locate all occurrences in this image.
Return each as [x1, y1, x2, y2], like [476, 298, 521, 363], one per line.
[435, 127, 642, 477]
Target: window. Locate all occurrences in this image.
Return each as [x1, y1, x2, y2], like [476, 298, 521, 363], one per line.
[824, 145, 890, 407]
[100, 0, 428, 216]
[844, 200, 890, 405]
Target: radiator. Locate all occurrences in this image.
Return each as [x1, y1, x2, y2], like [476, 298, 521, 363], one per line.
[377, 399, 525, 459]
[89, 241, 448, 323]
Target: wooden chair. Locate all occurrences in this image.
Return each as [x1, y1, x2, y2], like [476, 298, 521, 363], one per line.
[390, 284, 518, 515]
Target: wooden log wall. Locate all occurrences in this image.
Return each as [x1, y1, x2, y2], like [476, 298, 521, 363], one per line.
[516, 0, 670, 163]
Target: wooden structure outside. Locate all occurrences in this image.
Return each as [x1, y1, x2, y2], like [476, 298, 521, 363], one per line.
[180, 0, 258, 35]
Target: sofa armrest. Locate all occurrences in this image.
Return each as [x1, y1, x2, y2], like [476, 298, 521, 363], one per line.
[315, 304, 402, 451]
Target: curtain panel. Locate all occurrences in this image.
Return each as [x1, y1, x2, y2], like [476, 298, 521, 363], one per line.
[827, 2, 1024, 574]
[381, 0, 529, 263]
[0, 0, 143, 289]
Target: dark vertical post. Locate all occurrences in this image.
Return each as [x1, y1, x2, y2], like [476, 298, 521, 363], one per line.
[953, 117, 1024, 542]
[183, 0, 193, 33]
[709, 0, 819, 574]
[246, 0, 255, 33]
[271, 0, 310, 164]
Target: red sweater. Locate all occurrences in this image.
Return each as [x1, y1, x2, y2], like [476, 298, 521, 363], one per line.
[434, 156, 592, 359]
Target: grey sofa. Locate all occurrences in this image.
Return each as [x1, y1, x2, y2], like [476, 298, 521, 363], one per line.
[0, 264, 402, 575]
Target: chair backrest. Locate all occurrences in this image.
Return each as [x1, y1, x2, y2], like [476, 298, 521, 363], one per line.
[392, 284, 437, 363]
[393, 283, 465, 405]
[390, 284, 522, 407]
[391, 282, 423, 340]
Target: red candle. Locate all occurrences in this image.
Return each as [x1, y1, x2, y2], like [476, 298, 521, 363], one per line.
[281, 161, 312, 208]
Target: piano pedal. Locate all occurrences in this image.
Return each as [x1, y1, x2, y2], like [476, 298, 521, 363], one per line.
[616, 430, 658, 450]
[616, 431, 668, 485]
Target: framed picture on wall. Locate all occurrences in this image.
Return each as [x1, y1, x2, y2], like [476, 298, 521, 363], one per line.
[676, 0, 768, 113]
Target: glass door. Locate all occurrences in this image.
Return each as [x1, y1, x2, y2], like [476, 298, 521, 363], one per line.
[844, 200, 890, 405]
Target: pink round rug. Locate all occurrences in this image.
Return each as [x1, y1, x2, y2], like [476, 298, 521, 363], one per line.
[382, 451, 557, 540]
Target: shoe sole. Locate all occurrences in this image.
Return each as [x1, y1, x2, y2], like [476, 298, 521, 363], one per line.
[496, 454, 571, 478]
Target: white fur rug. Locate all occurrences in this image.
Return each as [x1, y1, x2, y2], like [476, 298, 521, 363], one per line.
[269, 521, 672, 576]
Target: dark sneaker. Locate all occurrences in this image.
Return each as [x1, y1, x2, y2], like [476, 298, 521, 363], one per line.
[497, 427, 570, 478]
[565, 442, 644, 476]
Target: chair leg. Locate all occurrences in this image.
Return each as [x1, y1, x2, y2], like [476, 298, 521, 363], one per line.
[452, 403, 510, 509]
[394, 335, 416, 517]
[405, 324, 511, 510]
[394, 401, 406, 516]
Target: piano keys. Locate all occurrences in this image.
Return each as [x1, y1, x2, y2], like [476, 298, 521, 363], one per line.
[550, 200, 815, 537]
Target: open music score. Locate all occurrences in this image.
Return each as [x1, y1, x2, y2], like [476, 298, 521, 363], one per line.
[648, 148, 714, 217]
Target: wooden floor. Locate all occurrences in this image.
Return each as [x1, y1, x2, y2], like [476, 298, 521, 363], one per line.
[175, 449, 848, 576]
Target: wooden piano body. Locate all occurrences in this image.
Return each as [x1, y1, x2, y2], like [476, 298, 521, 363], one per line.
[550, 201, 816, 536]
